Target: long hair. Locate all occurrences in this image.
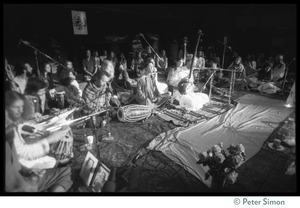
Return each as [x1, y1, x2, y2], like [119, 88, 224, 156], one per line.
[25, 77, 48, 95]
[14, 62, 27, 76]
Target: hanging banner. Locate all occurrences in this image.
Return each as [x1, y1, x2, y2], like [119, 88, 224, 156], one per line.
[71, 10, 88, 35]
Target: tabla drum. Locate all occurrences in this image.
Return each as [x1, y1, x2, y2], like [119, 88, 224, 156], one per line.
[50, 127, 74, 162]
[117, 104, 152, 122]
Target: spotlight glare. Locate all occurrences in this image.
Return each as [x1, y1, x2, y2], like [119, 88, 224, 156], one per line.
[284, 104, 293, 108]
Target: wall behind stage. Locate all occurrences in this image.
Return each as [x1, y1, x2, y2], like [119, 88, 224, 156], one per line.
[4, 4, 220, 68]
[4, 4, 296, 70]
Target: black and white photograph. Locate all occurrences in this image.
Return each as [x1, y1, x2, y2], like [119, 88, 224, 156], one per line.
[3, 3, 297, 197]
[79, 151, 99, 187]
[90, 163, 110, 192]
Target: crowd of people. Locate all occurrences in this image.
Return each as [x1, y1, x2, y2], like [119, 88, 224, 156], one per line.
[5, 36, 291, 192]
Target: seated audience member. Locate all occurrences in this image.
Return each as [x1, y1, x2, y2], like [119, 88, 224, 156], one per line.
[82, 49, 96, 82]
[131, 51, 144, 77]
[12, 62, 34, 94]
[257, 57, 274, 81]
[92, 50, 101, 71]
[244, 54, 258, 77]
[5, 57, 17, 91]
[176, 79, 209, 111]
[57, 68, 85, 108]
[39, 62, 57, 108]
[156, 49, 168, 74]
[24, 77, 59, 116]
[256, 52, 265, 70]
[272, 54, 286, 82]
[228, 56, 249, 91]
[228, 56, 246, 80]
[207, 51, 221, 68]
[5, 94, 73, 192]
[40, 62, 55, 90]
[107, 51, 118, 68]
[194, 50, 205, 69]
[99, 50, 108, 63]
[118, 53, 128, 71]
[136, 62, 161, 106]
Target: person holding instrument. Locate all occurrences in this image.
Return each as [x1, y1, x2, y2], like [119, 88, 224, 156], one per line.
[5, 92, 73, 192]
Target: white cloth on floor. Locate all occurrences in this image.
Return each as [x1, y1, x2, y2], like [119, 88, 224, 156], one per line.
[286, 82, 295, 107]
[179, 92, 209, 111]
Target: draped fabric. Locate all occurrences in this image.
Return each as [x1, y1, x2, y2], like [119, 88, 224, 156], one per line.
[147, 94, 294, 187]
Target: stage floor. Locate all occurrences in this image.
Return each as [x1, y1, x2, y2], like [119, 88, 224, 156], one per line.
[66, 87, 295, 193]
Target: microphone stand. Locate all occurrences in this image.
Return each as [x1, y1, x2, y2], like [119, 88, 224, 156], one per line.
[139, 33, 162, 60]
[34, 50, 40, 77]
[280, 58, 295, 93]
[227, 68, 236, 108]
[20, 39, 69, 72]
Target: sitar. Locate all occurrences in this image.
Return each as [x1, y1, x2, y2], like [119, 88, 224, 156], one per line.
[188, 30, 203, 80]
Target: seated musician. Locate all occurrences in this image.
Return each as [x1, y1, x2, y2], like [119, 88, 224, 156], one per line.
[101, 60, 121, 108]
[57, 67, 85, 108]
[156, 49, 168, 75]
[24, 77, 60, 116]
[166, 58, 184, 89]
[136, 62, 161, 106]
[81, 68, 114, 127]
[62, 60, 82, 97]
[176, 79, 209, 111]
[114, 54, 133, 91]
[5, 92, 73, 192]
[40, 62, 55, 90]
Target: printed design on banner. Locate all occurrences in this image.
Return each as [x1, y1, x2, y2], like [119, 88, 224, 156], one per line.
[71, 10, 88, 35]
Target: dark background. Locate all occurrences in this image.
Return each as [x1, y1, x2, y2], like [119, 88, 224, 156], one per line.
[4, 4, 297, 69]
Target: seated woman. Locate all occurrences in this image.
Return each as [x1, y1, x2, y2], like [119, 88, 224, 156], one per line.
[243, 54, 258, 77]
[156, 49, 168, 75]
[5, 92, 73, 192]
[176, 79, 209, 111]
[57, 67, 85, 108]
[40, 62, 55, 90]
